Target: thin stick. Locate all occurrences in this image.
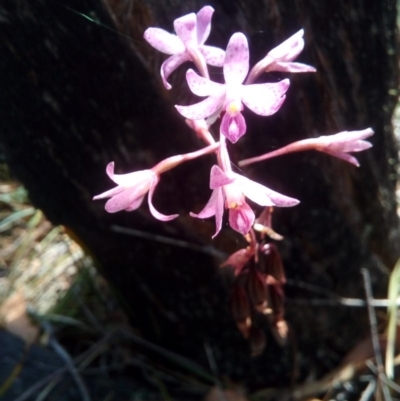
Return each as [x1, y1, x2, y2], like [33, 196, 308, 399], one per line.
[361, 268, 392, 401]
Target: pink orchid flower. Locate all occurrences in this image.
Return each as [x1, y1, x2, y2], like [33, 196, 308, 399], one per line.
[190, 165, 299, 237]
[144, 6, 225, 89]
[93, 162, 178, 221]
[176, 33, 290, 143]
[247, 30, 316, 83]
[314, 128, 374, 166]
[239, 128, 374, 167]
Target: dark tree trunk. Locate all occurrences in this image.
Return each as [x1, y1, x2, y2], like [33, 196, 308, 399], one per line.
[0, 0, 399, 396]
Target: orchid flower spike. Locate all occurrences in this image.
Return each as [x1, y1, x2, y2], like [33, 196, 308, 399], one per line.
[176, 33, 290, 143]
[93, 162, 178, 221]
[190, 165, 299, 238]
[144, 6, 225, 89]
[239, 128, 374, 167]
[247, 30, 316, 84]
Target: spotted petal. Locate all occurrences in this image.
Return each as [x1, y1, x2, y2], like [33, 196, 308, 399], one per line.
[175, 94, 224, 120]
[234, 174, 300, 207]
[186, 69, 224, 96]
[223, 33, 249, 85]
[270, 61, 316, 73]
[196, 6, 214, 44]
[210, 165, 235, 189]
[241, 79, 290, 116]
[268, 29, 305, 62]
[143, 28, 185, 55]
[174, 13, 197, 47]
[160, 53, 190, 89]
[199, 45, 225, 66]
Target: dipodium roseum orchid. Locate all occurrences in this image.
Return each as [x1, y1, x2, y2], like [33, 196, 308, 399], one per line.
[190, 165, 299, 237]
[239, 128, 374, 167]
[176, 32, 290, 143]
[93, 162, 178, 221]
[94, 143, 219, 221]
[246, 30, 316, 84]
[144, 6, 225, 89]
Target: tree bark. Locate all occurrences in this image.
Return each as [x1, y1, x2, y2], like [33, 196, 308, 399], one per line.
[0, 0, 399, 396]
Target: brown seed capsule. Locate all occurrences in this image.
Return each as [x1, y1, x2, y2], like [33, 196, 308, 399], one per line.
[272, 317, 289, 346]
[230, 284, 251, 323]
[249, 326, 267, 357]
[254, 207, 284, 241]
[269, 283, 285, 319]
[247, 268, 268, 309]
[236, 317, 252, 339]
[260, 243, 286, 284]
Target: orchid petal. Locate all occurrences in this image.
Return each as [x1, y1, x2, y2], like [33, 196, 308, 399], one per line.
[161, 53, 189, 89]
[186, 69, 225, 96]
[106, 162, 154, 187]
[196, 6, 214, 44]
[144, 28, 185, 55]
[220, 111, 246, 143]
[199, 45, 225, 66]
[229, 202, 254, 235]
[175, 94, 224, 120]
[338, 140, 373, 153]
[148, 177, 179, 221]
[93, 185, 124, 200]
[235, 174, 300, 207]
[322, 150, 361, 167]
[190, 188, 219, 219]
[268, 29, 305, 62]
[223, 33, 249, 85]
[190, 187, 225, 238]
[213, 188, 225, 238]
[269, 61, 316, 73]
[241, 79, 290, 116]
[125, 195, 146, 211]
[104, 186, 143, 213]
[210, 165, 235, 189]
[321, 128, 374, 148]
[174, 13, 197, 47]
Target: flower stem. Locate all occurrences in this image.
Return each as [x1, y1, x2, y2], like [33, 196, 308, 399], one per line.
[217, 134, 232, 172]
[153, 142, 219, 174]
[238, 138, 317, 167]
